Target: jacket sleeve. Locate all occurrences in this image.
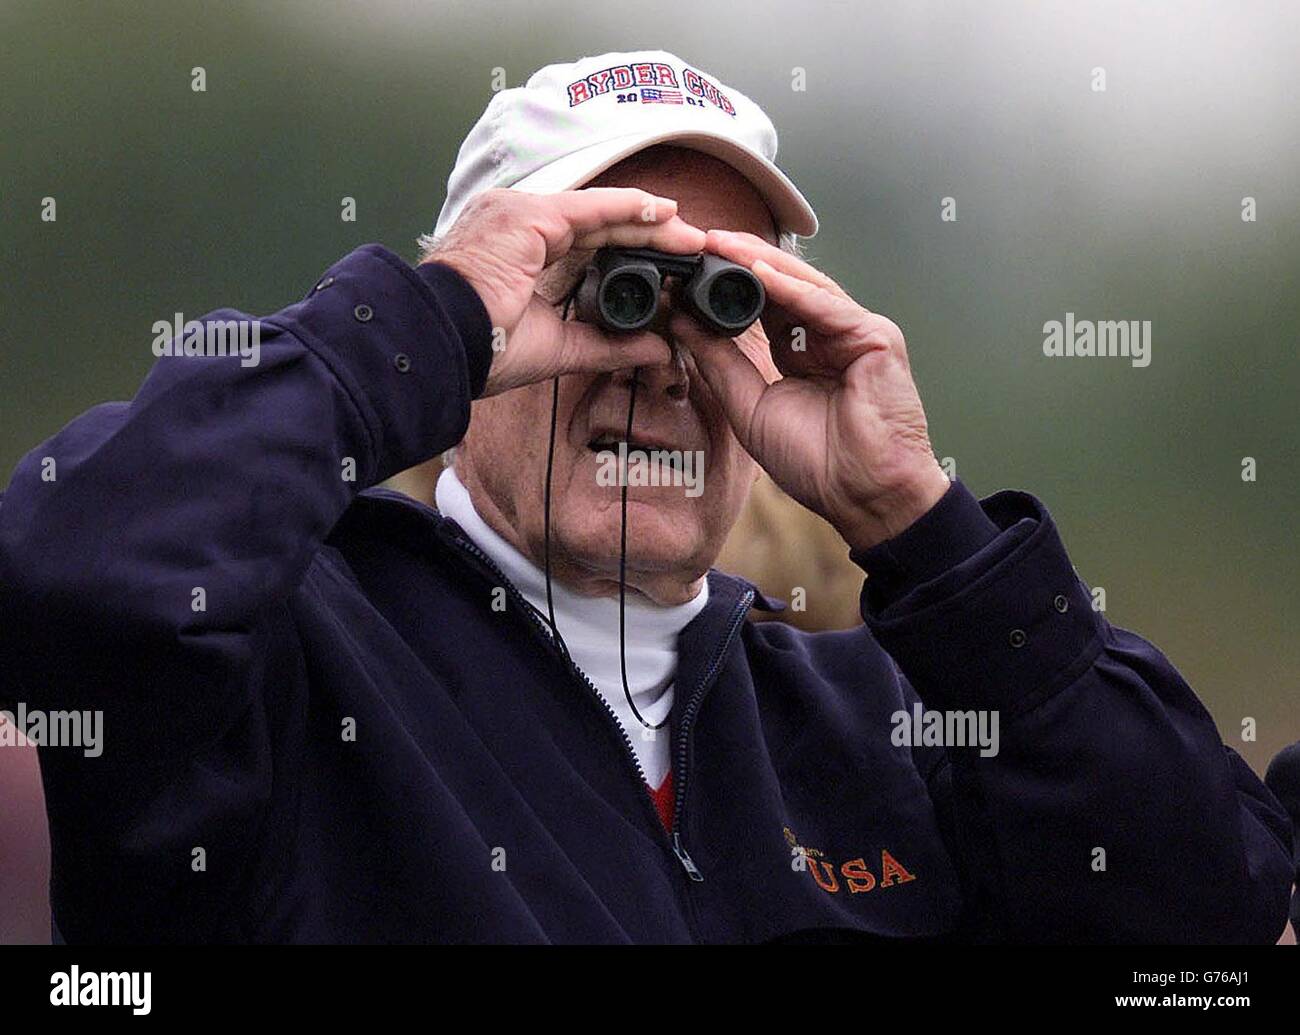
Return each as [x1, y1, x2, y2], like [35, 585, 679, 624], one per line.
[854, 479, 1294, 944]
[0, 244, 492, 762]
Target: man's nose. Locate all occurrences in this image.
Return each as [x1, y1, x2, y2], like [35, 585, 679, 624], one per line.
[611, 339, 690, 401]
[609, 287, 691, 399]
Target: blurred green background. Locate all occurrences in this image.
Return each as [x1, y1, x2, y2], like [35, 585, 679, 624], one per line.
[1, 0, 1296, 794]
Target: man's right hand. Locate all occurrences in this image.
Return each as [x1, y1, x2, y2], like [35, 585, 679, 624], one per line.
[424, 188, 705, 396]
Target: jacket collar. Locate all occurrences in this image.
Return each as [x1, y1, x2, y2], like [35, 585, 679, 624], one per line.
[347, 485, 785, 620]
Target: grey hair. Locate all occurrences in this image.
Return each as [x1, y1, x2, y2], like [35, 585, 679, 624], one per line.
[436, 231, 802, 471]
[415, 230, 441, 263]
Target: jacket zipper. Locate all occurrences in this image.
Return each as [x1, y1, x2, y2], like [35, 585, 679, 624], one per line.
[443, 532, 666, 831]
[668, 588, 754, 884]
[444, 526, 751, 896]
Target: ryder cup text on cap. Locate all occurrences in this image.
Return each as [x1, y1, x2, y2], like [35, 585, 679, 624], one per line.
[431, 50, 817, 241]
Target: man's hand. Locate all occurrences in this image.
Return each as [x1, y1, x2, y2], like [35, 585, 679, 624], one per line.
[673, 229, 951, 553]
[424, 187, 706, 396]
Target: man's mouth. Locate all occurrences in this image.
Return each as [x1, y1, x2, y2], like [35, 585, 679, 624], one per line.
[586, 437, 688, 472]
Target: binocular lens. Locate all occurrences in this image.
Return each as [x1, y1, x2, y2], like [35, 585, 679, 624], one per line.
[578, 249, 765, 336]
[603, 272, 657, 329]
[708, 271, 762, 328]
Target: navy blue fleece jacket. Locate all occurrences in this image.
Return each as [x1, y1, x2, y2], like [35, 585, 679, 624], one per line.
[0, 244, 1290, 943]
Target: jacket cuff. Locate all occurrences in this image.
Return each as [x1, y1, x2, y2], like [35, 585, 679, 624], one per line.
[413, 261, 494, 399]
[860, 490, 1104, 715]
[266, 244, 490, 485]
[852, 478, 999, 609]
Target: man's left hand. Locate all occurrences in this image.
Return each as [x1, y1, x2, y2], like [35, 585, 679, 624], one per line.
[672, 229, 951, 552]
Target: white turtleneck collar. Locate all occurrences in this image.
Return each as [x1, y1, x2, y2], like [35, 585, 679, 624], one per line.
[434, 465, 707, 788]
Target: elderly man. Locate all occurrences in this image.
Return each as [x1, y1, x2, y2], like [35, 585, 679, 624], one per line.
[0, 50, 1290, 944]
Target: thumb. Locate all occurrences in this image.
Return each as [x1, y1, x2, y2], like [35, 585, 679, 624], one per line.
[554, 318, 673, 378]
[671, 314, 768, 452]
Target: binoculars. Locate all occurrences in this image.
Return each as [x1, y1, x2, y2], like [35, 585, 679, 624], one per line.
[575, 247, 765, 336]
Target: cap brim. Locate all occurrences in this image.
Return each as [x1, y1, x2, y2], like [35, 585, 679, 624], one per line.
[512, 129, 818, 237]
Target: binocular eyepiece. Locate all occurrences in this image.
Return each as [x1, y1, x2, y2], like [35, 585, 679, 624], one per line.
[575, 247, 765, 336]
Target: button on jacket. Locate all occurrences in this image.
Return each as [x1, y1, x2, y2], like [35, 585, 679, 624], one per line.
[0, 244, 1290, 943]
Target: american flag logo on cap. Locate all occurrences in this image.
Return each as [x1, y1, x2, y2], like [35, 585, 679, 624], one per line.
[640, 87, 683, 105]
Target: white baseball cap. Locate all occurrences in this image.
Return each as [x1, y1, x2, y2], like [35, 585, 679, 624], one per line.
[431, 49, 818, 241]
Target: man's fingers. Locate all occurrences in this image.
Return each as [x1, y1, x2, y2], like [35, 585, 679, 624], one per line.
[547, 187, 677, 232]
[705, 229, 854, 302]
[751, 259, 873, 343]
[542, 188, 704, 262]
[573, 214, 707, 254]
